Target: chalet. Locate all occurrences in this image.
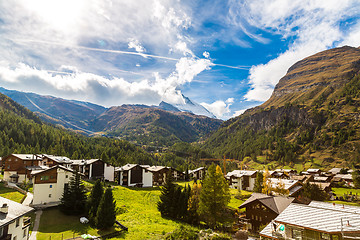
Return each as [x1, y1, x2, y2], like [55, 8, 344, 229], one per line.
[70, 159, 115, 181]
[31, 165, 75, 206]
[328, 167, 343, 175]
[147, 166, 171, 186]
[305, 168, 322, 176]
[313, 176, 332, 183]
[2, 154, 43, 183]
[268, 178, 303, 197]
[260, 201, 360, 240]
[171, 167, 185, 181]
[0, 197, 33, 240]
[239, 193, 294, 232]
[274, 169, 297, 176]
[115, 164, 153, 187]
[38, 154, 72, 168]
[226, 170, 257, 191]
[332, 174, 353, 187]
[309, 181, 332, 193]
[269, 171, 288, 179]
[188, 167, 206, 180]
[290, 174, 313, 183]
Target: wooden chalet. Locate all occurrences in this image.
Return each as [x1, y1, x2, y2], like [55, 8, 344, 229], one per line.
[239, 193, 294, 232]
[188, 167, 206, 180]
[2, 154, 43, 183]
[115, 164, 152, 187]
[38, 154, 72, 168]
[0, 197, 34, 240]
[260, 201, 360, 240]
[70, 159, 115, 181]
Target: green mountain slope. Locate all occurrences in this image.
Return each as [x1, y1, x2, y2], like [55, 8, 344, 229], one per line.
[204, 46, 360, 170]
[0, 92, 153, 165]
[90, 105, 222, 146]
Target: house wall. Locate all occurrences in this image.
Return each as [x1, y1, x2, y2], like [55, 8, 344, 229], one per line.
[104, 164, 115, 182]
[33, 168, 73, 205]
[7, 216, 31, 240]
[143, 169, 153, 187]
[3, 155, 40, 182]
[245, 201, 278, 232]
[90, 160, 104, 179]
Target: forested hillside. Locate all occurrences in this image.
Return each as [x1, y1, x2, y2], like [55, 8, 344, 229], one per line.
[0, 93, 153, 166]
[204, 46, 360, 170]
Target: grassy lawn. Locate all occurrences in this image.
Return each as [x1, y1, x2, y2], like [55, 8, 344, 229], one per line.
[0, 182, 25, 203]
[113, 186, 198, 239]
[228, 189, 251, 210]
[332, 188, 360, 196]
[37, 208, 117, 240]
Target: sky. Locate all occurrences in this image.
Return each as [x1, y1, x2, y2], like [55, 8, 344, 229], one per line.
[0, 0, 360, 119]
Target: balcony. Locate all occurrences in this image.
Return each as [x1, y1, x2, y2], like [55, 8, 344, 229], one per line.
[23, 217, 31, 229]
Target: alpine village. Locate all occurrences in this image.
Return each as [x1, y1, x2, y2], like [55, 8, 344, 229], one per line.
[2, 3, 360, 240]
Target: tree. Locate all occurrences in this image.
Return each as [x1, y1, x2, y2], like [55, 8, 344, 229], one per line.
[352, 170, 360, 188]
[273, 180, 289, 196]
[88, 179, 103, 224]
[187, 183, 201, 225]
[199, 164, 231, 228]
[95, 187, 116, 229]
[262, 169, 272, 195]
[157, 169, 177, 218]
[60, 172, 87, 215]
[253, 171, 263, 193]
[302, 182, 327, 201]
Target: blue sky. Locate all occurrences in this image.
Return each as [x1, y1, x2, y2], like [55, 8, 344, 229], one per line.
[0, 0, 360, 119]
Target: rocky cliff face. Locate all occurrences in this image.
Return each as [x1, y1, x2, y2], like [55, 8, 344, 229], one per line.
[204, 46, 360, 169]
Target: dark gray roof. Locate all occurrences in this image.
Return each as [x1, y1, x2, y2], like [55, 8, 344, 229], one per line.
[31, 165, 75, 175]
[0, 197, 33, 227]
[239, 193, 294, 214]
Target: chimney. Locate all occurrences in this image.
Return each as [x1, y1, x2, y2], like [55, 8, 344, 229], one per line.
[0, 203, 8, 214]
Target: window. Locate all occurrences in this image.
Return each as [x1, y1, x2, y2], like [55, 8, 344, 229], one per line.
[321, 233, 331, 240]
[66, 175, 68, 178]
[13, 236, 16, 240]
[0, 227, 3, 237]
[49, 194, 52, 198]
[292, 229, 302, 240]
[16, 218, 20, 227]
[49, 185, 52, 188]
[23, 229, 27, 237]
[50, 176, 54, 179]
[40, 176, 49, 181]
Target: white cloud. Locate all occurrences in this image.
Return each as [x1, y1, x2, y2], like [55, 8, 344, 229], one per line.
[229, 0, 360, 102]
[0, 56, 213, 107]
[128, 38, 146, 53]
[203, 51, 210, 58]
[200, 97, 234, 118]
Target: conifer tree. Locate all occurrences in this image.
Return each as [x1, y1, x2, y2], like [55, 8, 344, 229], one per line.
[253, 171, 263, 193]
[157, 169, 177, 218]
[88, 179, 103, 224]
[60, 172, 87, 215]
[199, 164, 230, 228]
[187, 183, 201, 224]
[95, 187, 116, 229]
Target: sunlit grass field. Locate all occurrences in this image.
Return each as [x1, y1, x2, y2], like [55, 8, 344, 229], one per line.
[0, 182, 25, 203]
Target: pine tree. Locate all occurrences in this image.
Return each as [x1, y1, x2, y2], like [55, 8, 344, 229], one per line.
[88, 179, 104, 224]
[157, 169, 177, 218]
[95, 187, 116, 229]
[253, 171, 263, 193]
[187, 183, 201, 224]
[60, 172, 87, 215]
[198, 164, 230, 228]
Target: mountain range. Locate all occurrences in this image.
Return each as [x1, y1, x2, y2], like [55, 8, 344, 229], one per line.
[0, 87, 222, 146]
[204, 46, 360, 170]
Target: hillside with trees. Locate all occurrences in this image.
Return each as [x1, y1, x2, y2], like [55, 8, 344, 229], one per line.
[0, 92, 153, 165]
[204, 46, 360, 170]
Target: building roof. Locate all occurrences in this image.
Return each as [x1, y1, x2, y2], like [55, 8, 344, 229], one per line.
[31, 165, 75, 175]
[289, 175, 308, 182]
[188, 167, 205, 174]
[115, 163, 138, 171]
[307, 168, 321, 173]
[40, 154, 71, 163]
[328, 168, 343, 174]
[313, 176, 331, 182]
[147, 166, 168, 172]
[274, 169, 296, 173]
[309, 182, 332, 191]
[239, 193, 294, 214]
[334, 174, 353, 181]
[226, 170, 257, 178]
[8, 154, 36, 161]
[267, 202, 360, 234]
[0, 197, 34, 227]
[71, 159, 101, 165]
